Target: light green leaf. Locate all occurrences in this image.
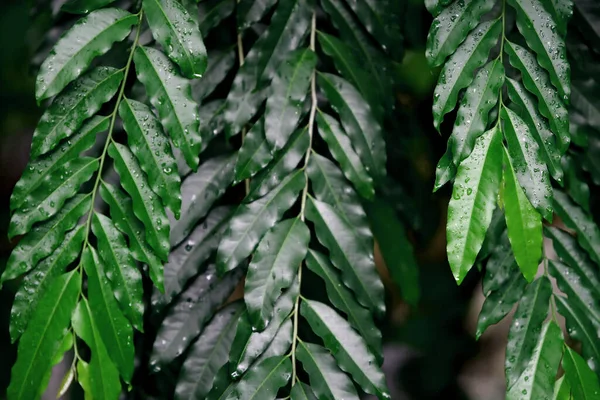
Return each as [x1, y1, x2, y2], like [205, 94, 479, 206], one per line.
[234, 119, 274, 184]
[134, 46, 202, 170]
[164, 206, 232, 298]
[505, 276, 552, 388]
[305, 250, 382, 355]
[305, 196, 385, 317]
[11, 115, 108, 211]
[425, 0, 496, 67]
[72, 298, 121, 400]
[109, 142, 170, 260]
[317, 72, 386, 178]
[8, 157, 98, 238]
[246, 127, 309, 202]
[119, 98, 181, 217]
[33, 66, 123, 158]
[225, 356, 292, 400]
[170, 154, 235, 247]
[83, 247, 134, 382]
[237, 0, 277, 31]
[175, 303, 244, 400]
[502, 148, 543, 281]
[505, 78, 563, 183]
[265, 48, 316, 151]
[301, 299, 389, 398]
[244, 218, 309, 330]
[92, 212, 144, 331]
[563, 346, 600, 399]
[316, 110, 374, 199]
[223, 0, 312, 136]
[435, 59, 504, 189]
[501, 107, 553, 221]
[506, 321, 563, 400]
[504, 41, 569, 151]
[432, 19, 502, 131]
[217, 171, 305, 273]
[61, 0, 116, 14]
[507, 0, 571, 99]
[151, 265, 244, 366]
[296, 341, 360, 400]
[552, 376, 572, 400]
[99, 181, 164, 290]
[143, 0, 207, 78]
[35, 8, 136, 101]
[10, 225, 85, 342]
[6, 271, 80, 400]
[290, 382, 318, 400]
[3, 194, 90, 284]
[447, 127, 502, 284]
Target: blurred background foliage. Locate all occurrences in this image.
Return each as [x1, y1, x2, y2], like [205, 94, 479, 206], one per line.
[0, 0, 570, 399]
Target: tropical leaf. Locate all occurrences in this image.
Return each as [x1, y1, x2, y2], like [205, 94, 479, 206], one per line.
[226, 356, 292, 400]
[563, 342, 600, 399]
[234, 119, 274, 184]
[482, 231, 516, 295]
[61, 0, 117, 14]
[35, 8, 136, 101]
[237, 0, 277, 31]
[552, 376, 572, 400]
[192, 48, 236, 102]
[290, 382, 318, 400]
[542, 0, 573, 36]
[198, 0, 235, 36]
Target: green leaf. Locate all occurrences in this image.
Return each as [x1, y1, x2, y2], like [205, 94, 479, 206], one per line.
[504, 41, 570, 151]
[305, 197, 385, 317]
[505, 78, 563, 183]
[562, 155, 591, 212]
[164, 206, 232, 298]
[223, 0, 312, 136]
[253, 318, 293, 364]
[234, 119, 274, 184]
[170, 154, 235, 246]
[316, 110, 374, 199]
[199, 0, 235, 36]
[119, 98, 181, 217]
[305, 250, 382, 355]
[317, 72, 386, 178]
[563, 346, 600, 400]
[555, 296, 600, 377]
[99, 181, 164, 290]
[83, 247, 135, 382]
[290, 382, 318, 400]
[476, 270, 527, 340]
[92, 212, 144, 331]
[432, 19, 502, 131]
[32, 66, 123, 158]
[246, 127, 309, 202]
[301, 299, 389, 398]
[344, 0, 402, 57]
[552, 376, 572, 400]
[206, 364, 237, 400]
[11, 115, 108, 211]
[507, 0, 571, 99]
[151, 265, 244, 366]
[542, 0, 573, 36]
[8, 157, 98, 239]
[35, 8, 136, 101]
[244, 218, 309, 330]
[109, 142, 170, 260]
[3, 194, 90, 284]
[435, 60, 504, 189]
[553, 190, 600, 265]
[72, 298, 121, 400]
[502, 148, 543, 281]
[501, 107, 553, 220]
[447, 127, 502, 284]
[226, 356, 292, 400]
[217, 171, 306, 273]
[237, 0, 277, 31]
[425, 0, 496, 67]
[505, 276, 552, 388]
[192, 48, 236, 102]
[366, 198, 419, 307]
[6, 271, 80, 400]
[316, 31, 382, 120]
[506, 321, 563, 400]
[134, 46, 202, 170]
[230, 280, 298, 377]
[265, 48, 316, 152]
[10, 225, 85, 342]
[61, 0, 116, 14]
[175, 303, 244, 400]
[143, 0, 207, 78]
[482, 231, 517, 295]
[296, 341, 359, 400]
[548, 260, 600, 326]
